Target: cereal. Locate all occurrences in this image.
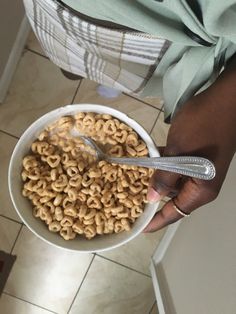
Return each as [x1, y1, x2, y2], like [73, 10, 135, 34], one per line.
[54, 206, 63, 221]
[21, 112, 152, 240]
[108, 145, 123, 157]
[60, 216, 74, 227]
[64, 206, 77, 217]
[48, 221, 61, 232]
[53, 194, 63, 206]
[72, 220, 84, 234]
[60, 227, 76, 240]
[84, 225, 96, 239]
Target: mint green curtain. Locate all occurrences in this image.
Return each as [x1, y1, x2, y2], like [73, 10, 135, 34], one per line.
[61, 0, 236, 118]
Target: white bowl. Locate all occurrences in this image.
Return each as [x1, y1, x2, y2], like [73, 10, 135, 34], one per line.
[8, 104, 159, 253]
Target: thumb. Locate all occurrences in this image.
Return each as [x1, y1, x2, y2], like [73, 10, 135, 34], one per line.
[147, 169, 182, 203]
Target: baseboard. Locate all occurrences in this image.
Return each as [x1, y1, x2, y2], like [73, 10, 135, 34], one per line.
[152, 220, 181, 264]
[150, 261, 166, 314]
[150, 221, 181, 314]
[0, 15, 30, 103]
[150, 262, 177, 314]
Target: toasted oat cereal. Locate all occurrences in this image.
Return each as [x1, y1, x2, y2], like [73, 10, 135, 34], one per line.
[22, 112, 152, 240]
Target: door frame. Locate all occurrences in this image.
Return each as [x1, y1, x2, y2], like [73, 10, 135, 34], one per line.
[150, 221, 181, 314]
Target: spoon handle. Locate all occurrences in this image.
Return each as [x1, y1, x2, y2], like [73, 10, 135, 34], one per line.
[107, 156, 216, 180]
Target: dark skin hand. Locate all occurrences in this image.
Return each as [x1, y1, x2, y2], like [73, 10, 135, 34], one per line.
[145, 54, 236, 232]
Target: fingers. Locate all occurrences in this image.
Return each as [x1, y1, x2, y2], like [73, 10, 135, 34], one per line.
[145, 178, 202, 232]
[144, 200, 182, 232]
[147, 169, 181, 203]
[157, 146, 165, 156]
[147, 145, 181, 202]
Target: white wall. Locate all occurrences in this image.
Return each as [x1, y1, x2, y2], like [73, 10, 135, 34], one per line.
[155, 155, 236, 314]
[0, 1, 30, 102]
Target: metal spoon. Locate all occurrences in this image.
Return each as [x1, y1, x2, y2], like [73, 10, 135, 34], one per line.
[81, 136, 216, 180]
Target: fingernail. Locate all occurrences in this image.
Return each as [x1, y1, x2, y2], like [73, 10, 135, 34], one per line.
[147, 187, 161, 203]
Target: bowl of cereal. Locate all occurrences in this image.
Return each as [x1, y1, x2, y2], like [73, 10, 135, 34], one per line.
[8, 104, 159, 252]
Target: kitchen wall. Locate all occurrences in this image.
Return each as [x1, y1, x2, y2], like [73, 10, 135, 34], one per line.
[0, 0, 29, 102]
[0, 0, 25, 77]
[156, 154, 236, 314]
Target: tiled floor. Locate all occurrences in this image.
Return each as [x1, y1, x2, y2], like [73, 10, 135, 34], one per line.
[149, 302, 158, 314]
[0, 32, 170, 314]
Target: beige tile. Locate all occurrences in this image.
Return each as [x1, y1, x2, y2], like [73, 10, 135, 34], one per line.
[153, 199, 169, 210]
[0, 132, 21, 222]
[24, 30, 162, 112]
[0, 293, 52, 314]
[74, 79, 160, 133]
[150, 112, 170, 147]
[162, 195, 171, 203]
[156, 200, 167, 210]
[150, 302, 159, 314]
[0, 51, 79, 137]
[70, 255, 155, 314]
[5, 227, 93, 314]
[127, 94, 163, 110]
[100, 201, 166, 275]
[0, 217, 21, 253]
[25, 31, 46, 57]
[98, 231, 165, 276]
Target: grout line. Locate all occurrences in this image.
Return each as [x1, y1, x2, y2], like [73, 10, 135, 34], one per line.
[10, 224, 23, 255]
[24, 47, 49, 60]
[0, 129, 19, 140]
[149, 109, 163, 135]
[123, 93, 162, 112]
[96, 254, 151, 278]
[67, 254, 95, 313]
[2, 292, 58, 314]
[0, 214, 23, 226]
[148, 301, 157, 314]
[71, 79, 83, 104]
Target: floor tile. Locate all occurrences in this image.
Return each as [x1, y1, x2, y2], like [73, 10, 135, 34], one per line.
[126, 94, 163, 110]
[99, 201, 166, 275]
[150, 301, 158, 314]
[69, 255, 155, 314]
[5, 227, 93, 314]
[0, 51, 79, 137]
[0, 216, 21, 253]
[0, 132, 21, 222]
[24, 30, 162, 111]
[74, 79, 160, 133]
[0, 293, 53, 314]
[150, 112, 170, 147]
[25, 31, 46, 57]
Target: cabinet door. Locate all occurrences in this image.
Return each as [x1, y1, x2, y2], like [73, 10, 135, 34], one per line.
[150, 156, 236, 314]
